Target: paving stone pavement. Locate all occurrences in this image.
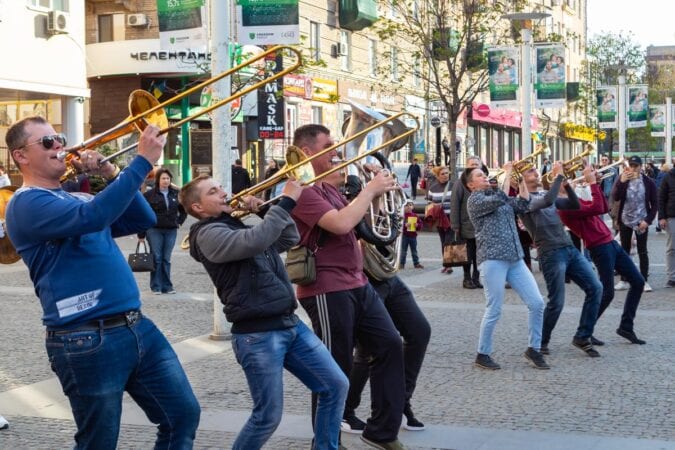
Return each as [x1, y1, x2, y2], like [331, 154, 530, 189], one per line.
[1, 219, 675, 449]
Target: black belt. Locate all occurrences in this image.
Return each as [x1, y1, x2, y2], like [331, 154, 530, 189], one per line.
[46, 311, 142, 336]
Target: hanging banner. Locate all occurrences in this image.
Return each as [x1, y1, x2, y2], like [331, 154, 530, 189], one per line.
[487, 47, 519, 108]
[596, 86, 617, 129]
[534, 44, 565, 108]
[157, 0, 207, 51]
[236, 0, 300, 45]
[258, 53, 285, 140]
[650, 104, 665, 136]
[627, 85, 648, 128]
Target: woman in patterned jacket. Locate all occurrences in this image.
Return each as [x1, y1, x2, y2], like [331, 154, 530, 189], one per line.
[464, 163, 548, 371]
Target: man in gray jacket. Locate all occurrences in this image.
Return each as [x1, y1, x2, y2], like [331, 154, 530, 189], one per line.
[180, 176, 348, 450]
[519, 164, 603, 357]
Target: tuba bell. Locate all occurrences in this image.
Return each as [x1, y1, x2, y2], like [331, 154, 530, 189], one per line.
[340, 101, 411, 276]
[0, 186, 21, 264]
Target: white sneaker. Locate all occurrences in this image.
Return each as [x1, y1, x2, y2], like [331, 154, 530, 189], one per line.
[0, 415, 9, 430]
[614, 281, 630, 291]
[644, 282, 653, 293]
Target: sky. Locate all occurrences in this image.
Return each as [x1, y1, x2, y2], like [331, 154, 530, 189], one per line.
[587, 0, 675, 50]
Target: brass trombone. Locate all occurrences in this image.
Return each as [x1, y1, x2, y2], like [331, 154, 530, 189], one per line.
[57, 45, 302, 180]
[543, 144, 595, 184]
[571, 158, 627, 184]
[491, 146, 546, 183]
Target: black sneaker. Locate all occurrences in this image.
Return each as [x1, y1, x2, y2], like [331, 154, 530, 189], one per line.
[474, 353, 501, 370]
[572, 338, 601, 357]
[590, 336, 605, 346]
[463, 279, 477, 289]
[341, 412, 366, 434]
[473, 279, 483, 288]
[524, 347, 550, 369]
[360, 435, 407, 450]
[540, 343, 550, 355]
[616, 328, 646, 345]
[667, 280, 675, 288]
[402, 404, 425, 431]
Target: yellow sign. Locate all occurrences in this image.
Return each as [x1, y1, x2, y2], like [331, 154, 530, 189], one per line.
[312, 78, 338, 103]
[561, 122, 605, 142]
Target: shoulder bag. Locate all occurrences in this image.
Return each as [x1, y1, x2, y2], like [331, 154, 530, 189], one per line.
[285, 230, 325, 285]
[128, 240, 155, 272]
[443, 231, 468, 267]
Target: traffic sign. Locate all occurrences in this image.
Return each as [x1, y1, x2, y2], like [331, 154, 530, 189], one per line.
[430, 116, 442, 128]
[475, 104, 490, 117]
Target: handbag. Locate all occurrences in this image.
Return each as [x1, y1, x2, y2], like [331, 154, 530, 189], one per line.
[420, 178, 427, 189]
[285, 245, 316, 285]
[443, 232, 468, 267]
[128, 241, 155, 272]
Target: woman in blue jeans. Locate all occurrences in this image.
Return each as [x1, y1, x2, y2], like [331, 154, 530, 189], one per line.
[465, 164, 548, 370]
[139, 168, 186, 294]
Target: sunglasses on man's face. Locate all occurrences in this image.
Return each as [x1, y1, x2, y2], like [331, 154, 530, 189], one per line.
[19, 134, 67, 150]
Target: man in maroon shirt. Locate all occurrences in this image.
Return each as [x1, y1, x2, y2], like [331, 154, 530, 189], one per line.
[290, 124, 407, 450]
[558, 166, 646, 345]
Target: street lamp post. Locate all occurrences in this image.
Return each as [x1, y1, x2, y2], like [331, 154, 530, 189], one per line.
[666, 97, 672, 164]
[501, 12, 551, 157]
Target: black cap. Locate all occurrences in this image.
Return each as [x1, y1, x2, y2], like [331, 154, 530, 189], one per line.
[628, 156, 642, 165]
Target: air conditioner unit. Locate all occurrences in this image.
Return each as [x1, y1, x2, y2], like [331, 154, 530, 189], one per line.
[127, 13, 149, 27]
[47, 10, 68, 34]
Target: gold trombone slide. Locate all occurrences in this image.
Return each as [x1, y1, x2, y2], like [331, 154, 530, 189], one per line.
[58, 46, 302, 180]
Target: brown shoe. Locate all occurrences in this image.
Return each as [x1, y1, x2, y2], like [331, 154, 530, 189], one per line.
[414, 264, 424, 269]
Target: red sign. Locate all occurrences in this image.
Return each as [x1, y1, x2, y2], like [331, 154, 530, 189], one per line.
[475, 104, 490, 117]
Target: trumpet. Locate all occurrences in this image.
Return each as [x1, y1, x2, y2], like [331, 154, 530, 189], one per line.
[571, 158, 627, 184]
[57, 45, 302, 181]
[491, 146, 546, 182]
[543, 144, 595, 183]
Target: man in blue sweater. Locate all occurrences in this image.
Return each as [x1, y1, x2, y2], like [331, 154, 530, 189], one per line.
[5, 117, 200, 449]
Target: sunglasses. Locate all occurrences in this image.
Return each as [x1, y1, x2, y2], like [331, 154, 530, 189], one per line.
[19, 134, 67, 150]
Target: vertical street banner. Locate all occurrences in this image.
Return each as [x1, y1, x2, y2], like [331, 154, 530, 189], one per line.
[534, 44, 566, 108]
[650, 104, 665, 137]
[487, 47, 519, 108]
[236, 0, 300, 45]
[157, 0, 207, 50]
[627, 85, 648, 128]
[596, 86, 617, 129]
[258, 53, 285, 140]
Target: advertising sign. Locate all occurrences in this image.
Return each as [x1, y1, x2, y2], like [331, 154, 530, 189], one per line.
[627, 85, 648, 129]
[236, 0, 300, 45]
[487, 47, 519, 108]
[534, 44, 565, 108]
[258, 53, 285, 140]
[157, 0, 207, 50]
[597, 86, 617, 129]
[650, 104, 665, 136]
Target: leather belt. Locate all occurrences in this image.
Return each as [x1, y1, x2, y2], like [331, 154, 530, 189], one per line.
[46, 310, 142, 336]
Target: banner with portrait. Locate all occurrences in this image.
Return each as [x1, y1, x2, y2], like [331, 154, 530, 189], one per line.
[627, 85, 648, 129]
[487, 47, 519, 108]
[596, 86, 617, 129]
[157, 0, 207, 51]
[650, 104, 665, 136]
[534, 45, 566, 108]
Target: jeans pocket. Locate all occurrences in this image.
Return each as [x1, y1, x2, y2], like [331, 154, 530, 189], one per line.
[59, 330, 104, 357]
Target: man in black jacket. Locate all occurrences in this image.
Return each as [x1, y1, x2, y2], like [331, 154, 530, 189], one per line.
[180, 176, 348, 450]
[231, 158, 252, 194]
[659, 165, 675, 288]
[405, 158, 422, 200]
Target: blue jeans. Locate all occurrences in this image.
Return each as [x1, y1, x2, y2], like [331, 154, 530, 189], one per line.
[45, 316, 200, 450]
[146, 228, 177, 293]
[589, 240, 644, 332]
[539, 246, 602, 343]
[478, 259, 545, 354]
[231, 321, 348, 450]
[400, 235, 420, 266]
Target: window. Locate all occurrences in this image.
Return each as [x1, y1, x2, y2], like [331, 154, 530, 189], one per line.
[27, 0, 69, 11]
[98, 14, 125, 43]
[340, 31, 351, 71]
[312, 105, 323, 124]
[412, 56, 421, 88]
[310, 21, 320, 62]
[390, 46, 398, 82]
[368, 39, 377, 77]
[388, 0, 398, 18]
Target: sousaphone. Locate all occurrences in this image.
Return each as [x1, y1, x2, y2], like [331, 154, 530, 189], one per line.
[0, 186, 21, 264]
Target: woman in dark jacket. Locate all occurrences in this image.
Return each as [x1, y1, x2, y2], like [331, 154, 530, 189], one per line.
[425, 165, 453, 273]
[139, 168, 187, 294]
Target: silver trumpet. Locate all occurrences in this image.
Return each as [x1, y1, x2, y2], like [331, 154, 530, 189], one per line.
[571, 158, 628, 184]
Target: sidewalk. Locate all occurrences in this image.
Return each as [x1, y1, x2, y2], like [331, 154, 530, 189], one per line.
[1, 227, 674, 449]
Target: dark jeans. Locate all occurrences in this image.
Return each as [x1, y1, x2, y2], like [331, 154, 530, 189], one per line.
[409, 177, 418, 199]
[345, 276, 431, 414]
[619, 223, 650, 281]
[299, 285, 405, 443]
[146, 228, 177, 293]
[590, 240, 645, 332]
[540, 246, 602, 344]
[461, 238, 479, 282]
[45, 316, 200, 449]
[400, 235, 420, 266]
